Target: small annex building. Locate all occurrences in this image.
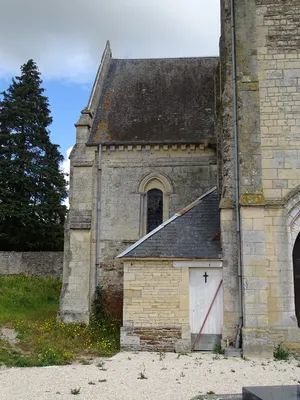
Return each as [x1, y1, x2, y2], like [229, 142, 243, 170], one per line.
[118, 187, 223, 352]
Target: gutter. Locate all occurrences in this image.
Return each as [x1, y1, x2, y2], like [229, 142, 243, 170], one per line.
[85, 139, 215, 147]
[231, 0, 243, 349]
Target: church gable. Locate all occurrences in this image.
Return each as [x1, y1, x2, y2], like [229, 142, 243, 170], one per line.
[88, 56, 218, 145]
[118, 187, 221, 259]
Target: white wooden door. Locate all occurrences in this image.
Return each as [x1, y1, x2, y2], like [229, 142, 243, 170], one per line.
[189, 268, 223, 350]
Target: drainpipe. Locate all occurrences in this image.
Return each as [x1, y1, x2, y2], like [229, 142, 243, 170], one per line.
[95, 144, 102, 294]
[230, 0, 243, 348]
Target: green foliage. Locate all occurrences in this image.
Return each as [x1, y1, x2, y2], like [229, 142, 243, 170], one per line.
[0, 274, 61, 324]
[70, 388, 81, 395]
[0, 275, 120, 367]
[274, 342, 290, 361]
[0, 59, 67, 251]
[213, 343, 225, 355]
[176, 352, 188, 359]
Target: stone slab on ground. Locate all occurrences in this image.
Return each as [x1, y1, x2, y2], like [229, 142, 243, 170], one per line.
[224, 347, 242, 358]
[243, 385, 300, 400]
[191, 395, 242, 400]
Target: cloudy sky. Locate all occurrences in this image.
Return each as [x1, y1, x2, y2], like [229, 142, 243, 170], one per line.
[0, 0, 220, 161]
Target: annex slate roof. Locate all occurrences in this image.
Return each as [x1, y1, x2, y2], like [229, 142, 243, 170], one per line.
[89, 57, 218, 144]
[117, 187, 222, 259]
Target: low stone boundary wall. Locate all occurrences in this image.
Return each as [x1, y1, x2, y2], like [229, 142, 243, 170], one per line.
[0, 252, 63, 278]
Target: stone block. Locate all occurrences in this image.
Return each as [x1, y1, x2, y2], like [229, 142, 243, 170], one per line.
[252, 219, 265, 231]
[242, 328, 273, 359]
[242, 231, 265, 244]
[224, 347, 242, 358]
[120, 332, 140, 346]
[58, 310, 89, 324]
[244, 277, 267, 290]
[175, 339, 191, 353]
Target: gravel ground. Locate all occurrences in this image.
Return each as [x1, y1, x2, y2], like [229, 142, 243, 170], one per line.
[0, 352, 299, 400]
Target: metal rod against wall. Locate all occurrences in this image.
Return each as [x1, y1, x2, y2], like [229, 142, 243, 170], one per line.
[230, 0, 243, 348]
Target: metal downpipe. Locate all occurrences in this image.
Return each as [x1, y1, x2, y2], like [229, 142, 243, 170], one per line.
[230, 0, 243, 348]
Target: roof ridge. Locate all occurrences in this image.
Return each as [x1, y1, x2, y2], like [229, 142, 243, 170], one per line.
[176, 186, 217, 216]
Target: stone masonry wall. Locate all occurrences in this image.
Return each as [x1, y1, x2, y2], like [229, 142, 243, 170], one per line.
[59, 111, 98, 323]
[255, 0, 300, 352]
[257, 0, 300, 200]
[121, 260, 190, 352]
[0, 252, 63, 278]
[217, 0, 240, 347]
[220, 209, 239, 345]
[219, 0, 300, 356]
[59, 42, 112, 324]
[98, 144, 217, 320]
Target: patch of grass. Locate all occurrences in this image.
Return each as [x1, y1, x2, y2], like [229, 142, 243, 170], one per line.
[0, 339, 39, 367]
[0, 274, 61, 324]
[176, 352, 189, 359]
[0, 275, 120, 367]
[213, 343, 224, 355]
[274, 342, 290, 361]
[71, 388, 81, 395]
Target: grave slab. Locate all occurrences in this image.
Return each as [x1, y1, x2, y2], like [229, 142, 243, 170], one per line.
[243, 386, 300, 400]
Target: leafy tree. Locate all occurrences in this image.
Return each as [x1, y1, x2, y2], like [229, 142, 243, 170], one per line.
[0, 59, 67, 251]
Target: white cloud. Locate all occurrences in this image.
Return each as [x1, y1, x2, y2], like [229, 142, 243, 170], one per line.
[61, 146, 72, 207]
[0, 0, 220, 83]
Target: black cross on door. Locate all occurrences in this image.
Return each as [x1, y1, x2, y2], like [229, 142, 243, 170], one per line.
[203, 272, 209, 283]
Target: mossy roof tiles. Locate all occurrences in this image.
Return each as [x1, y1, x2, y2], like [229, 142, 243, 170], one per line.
[88, 57, 218, 144]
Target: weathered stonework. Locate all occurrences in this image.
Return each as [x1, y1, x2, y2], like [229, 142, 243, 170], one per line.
[0, 252, 63, 277]
[60, 115, 217, 324]
[60, 2, 300, 358]
[59, 110, 98, 323]
[219, 0, 300, 357]
[220, 208, 240, 346]
[98, 144, 217, 319]
[59, 43, 219, 325]
[121, 260, 191, 352]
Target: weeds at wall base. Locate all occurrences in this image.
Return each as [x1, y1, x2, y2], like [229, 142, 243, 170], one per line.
[274, 342, 290, 361]
[0, 275, 120, 367]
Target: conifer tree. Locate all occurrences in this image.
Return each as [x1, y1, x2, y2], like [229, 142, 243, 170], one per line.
[0, 59, 67, 251]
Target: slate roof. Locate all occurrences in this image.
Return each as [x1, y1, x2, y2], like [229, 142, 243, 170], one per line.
[117, 187, 222, 259]
[88, 57, 218, 144]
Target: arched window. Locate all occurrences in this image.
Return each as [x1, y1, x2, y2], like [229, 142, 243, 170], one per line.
[147, 189, 163, 233]
[138, 172, 173, 236]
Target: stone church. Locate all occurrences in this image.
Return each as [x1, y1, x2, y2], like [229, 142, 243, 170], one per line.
[59, 0, 300, 357]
